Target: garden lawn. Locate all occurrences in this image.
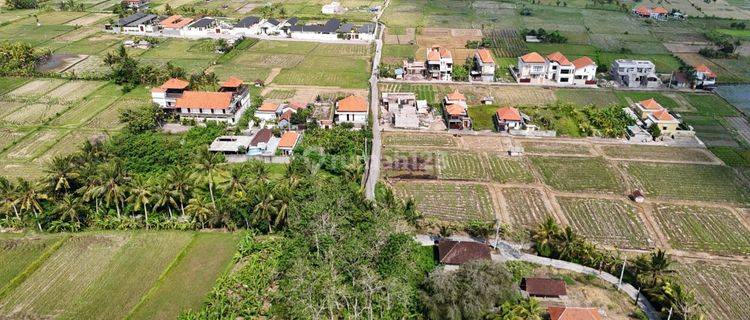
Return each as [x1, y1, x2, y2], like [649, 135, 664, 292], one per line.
[127, 233, 238, 320]
[530, 156, 622, 193]
[623, 162, 750, 204]
[467, 105, 498, 131]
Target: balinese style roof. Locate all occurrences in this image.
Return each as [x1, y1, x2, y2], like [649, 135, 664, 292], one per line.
[175, 91, 233, 109]
[446, 90, 466, 101]
[160, 78, 190, 90]
[278, 131, 300, 149]
[235, 16, 260, 28]
[496, 106, 522, 122]
[652, 6, 668, 14]
[220, 76, 243, 88]
[572, 56, 595, 69]
[160, 15, 193, 28]
[477, 48, 494, 64]
[288, 101, 308, 110]
[337, 95, 368, 112]
[437, 240, 491, 265]
[520, 52, 546, 63]
[652, 109, 676, 122]
[695, 64, 716, 77]
[639, 98, 663, 110]
[546, 51, 572, 66]
[439, 47, 452, 58]
[521, 278, 567, 297]
[548, 307, 602, 320]
[258, 102, 279, 112]
[445, 104, 466, 116]
[427, 49, 441, 62]
[250, 128, 272, 146]
[634, 5, 651, 15]
[280, 109, 293, 121]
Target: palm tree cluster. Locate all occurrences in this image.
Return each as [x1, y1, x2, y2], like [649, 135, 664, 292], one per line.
[0, 141, 300, 233]
[530, 217, 703, 320]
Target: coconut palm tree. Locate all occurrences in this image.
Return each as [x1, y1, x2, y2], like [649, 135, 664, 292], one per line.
[16, 179, 48, 231]
[78, 164, 104, 217]
[555, 226, 581, 261]
[152, 180, 178, 220]
[98, 161, 128, 218]
[636, 249, 675, 286]
[0, 177, 20, 219]
[166, 166, 193, 217]
[254, 182, 280, 233]
[532, 216, 559, 256]
[249, 160, 270, 183]
[52, 194, 85, 226]
[127, 176, 153, 228]
[185, 197, 213, 228]
[222, 164, 247, 196]
[45, 156, 79, 195]
[194, 148, 221, 208]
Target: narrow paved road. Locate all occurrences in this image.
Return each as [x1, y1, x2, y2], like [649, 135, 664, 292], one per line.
[364, 0, 389, 201]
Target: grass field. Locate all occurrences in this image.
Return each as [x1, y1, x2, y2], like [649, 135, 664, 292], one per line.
[520, 141, 592, 155]
[500, 187, 553, 227]
[467, 105, 498, 131]
[681, 93, 740, 117]
[0, 231, 238, 319]
[652, 204, 750, 254]
[393, 181, 496, 221]
[678, 262, 750, 320]
[530, 156, 622, 193]
[598, 145, 715, 163]
[558, 197, 652, 249]
[383, 132, 458, 147]
[623, 162, 750, 204]
[0, 235, 64, 290]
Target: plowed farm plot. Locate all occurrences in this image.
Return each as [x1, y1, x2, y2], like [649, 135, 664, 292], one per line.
[500, 187, 554, 227]
[486, 156, 534, 183]
[598, 144, 715, 163]
[382, 150, 438, 179]
[1, 103, 68, 125]
[393, 181, 496, 221]
[622, 162, 750, 204]
[530, 156, 623, 193]
[38, 80, 105, 104]
[558, 197, 652, 249]
[4, 129, 68, 160]
[677, 262, 750, 320]
[85, 98, 146, 129]
[437, 152, 486, 180]
[5, 79, 67, 100]
[520, 141, 592, 156]
[486, 29, 527, 58]
[652, 204, 750, 254]
[383, 133, 458, 147]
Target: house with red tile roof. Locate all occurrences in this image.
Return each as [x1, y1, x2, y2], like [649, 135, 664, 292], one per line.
[426, 46, 453, 81]
[514, 51, 597, 86]
[159, 15, 193, 35]
[278, 131, 301, 155]
[495, 106, 524, 131]
[443, 90, 471, 130]
[548, 306, 602, 320]
[632, 5, 670, 20]
[631, 98, 682, 136]
[164, 77, 250, 125]
[473, 48, 496, 82]
[693, 64, 717, 89]
[151, 78, 190, 109]
[257, 102, 282, 121]
[335, 95, 369, 126]
[437, 240, 491, 265]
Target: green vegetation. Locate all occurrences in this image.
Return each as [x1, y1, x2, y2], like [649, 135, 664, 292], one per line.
[0, 234, 63, 288]
[501, 187, 552, 227]
[599, 145, 715, 162]
[557, 197, 651, 248]
[0, 42, 44, 76]
[467, 105, 498, 131]
[652, 204, 750, 254]
[520, 102, 634, 137]
[394, 181, 495, 221]
[678, 262, 750, 320]
[530, 156, 621, 193]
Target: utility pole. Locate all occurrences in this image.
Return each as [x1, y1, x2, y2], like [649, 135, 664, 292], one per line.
[618, 255, 627, 291]
[666, 307, 673, 320]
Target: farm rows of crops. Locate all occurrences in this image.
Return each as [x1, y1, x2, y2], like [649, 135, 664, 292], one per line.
[500, 187, 553, 227]
[678, 262, 750, 320]
[652, 204, 750, 255]
[558, 197, 653, 249]
[393, 181, 496, 221]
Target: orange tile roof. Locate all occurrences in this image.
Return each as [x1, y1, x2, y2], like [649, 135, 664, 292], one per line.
[288, 101, 308, 110]
[427, 49, 441, 62]
[652, 109, 676, 121]
[520, 52, 546, 63]
[151, 87, 166, 93]
[160, 78, 190, 90]
[160, 15, 193, 29]
[278, 131, 300, 149]
[695, 64, 716, 77]
[634, 5, 651, 15]
[445, 104, 466, 116]
[548, 307, 602, 320]
[280, 109, 293, 121]
[439, 47, 452, 58]
[572, 56, 595, 69]
[175, 91, 233, 109]
[546, 51, 572, 66]
[652, 6, 668, 14]
[446, 89, 466, 101]
[220, 76, 243, 88]
[477, 48, 494, 64]
[337, 95, 368, 112]
[639, 98, 663, 110]
[258, 102, 279, 112]
[496, 106, 522, 121]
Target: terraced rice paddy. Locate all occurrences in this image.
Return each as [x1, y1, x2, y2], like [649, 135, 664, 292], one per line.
[678, 262, 750, 320]
[652, 204, 750, 254]
[558, 197, 652, 249]
[530, 156, 622, 193]
[623, 162, 750, 204]
[500, 187, 553, 227]
[598, 145, 715, 163]
[394, 181, 496, 221]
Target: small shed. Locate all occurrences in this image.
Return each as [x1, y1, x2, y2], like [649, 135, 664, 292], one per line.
[437, 240, 491, 265]
[631, 189, 645, 203]
[521, 277, 567, 298]
[508, 146, 524, 156]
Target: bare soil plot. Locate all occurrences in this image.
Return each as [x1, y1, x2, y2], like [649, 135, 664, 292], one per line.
[652, 204, 750, 254]
[520, 140, 592, 156]
[2, 103, 68, 125]
[0, 101, 23, 119]
[622, 162, 750, 204]
[6, 79, 67, 99]
[530, 156, 623, 193]
[382, 149, 438, 179]
[460, 135, 513, 151]
[64, 55, 109, 77]
[0, 234, 131, 318]
[558, 197, 652, 249]
[415, 28, 482, 65]
[393, 180, 496, 221]
[598, 144, 716, 163]
[500, 187, 554, 227]
[443, 84, 556, 106]
[383, 132, 458, 148]
[678, 261, 750, 320]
